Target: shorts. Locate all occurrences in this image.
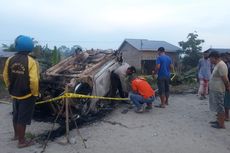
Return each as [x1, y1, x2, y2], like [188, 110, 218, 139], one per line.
[157, 77, 170, 96]
[209, 90, 225, 113]
[13, 96, 36, 125]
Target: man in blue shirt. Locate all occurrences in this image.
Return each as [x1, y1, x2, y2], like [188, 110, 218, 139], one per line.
[153, 47, 174, 108]
[197, 51, 211, 100]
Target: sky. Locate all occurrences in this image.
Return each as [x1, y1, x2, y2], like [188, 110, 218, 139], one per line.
[0, 0, 230, 50]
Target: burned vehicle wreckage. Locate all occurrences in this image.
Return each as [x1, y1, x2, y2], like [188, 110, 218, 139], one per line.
[35, 50, 129, 122]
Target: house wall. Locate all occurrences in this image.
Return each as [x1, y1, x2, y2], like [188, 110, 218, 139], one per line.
[120, 43, 142, 69]
[120, 43, 180, 72]
[141, 51, 158, 60]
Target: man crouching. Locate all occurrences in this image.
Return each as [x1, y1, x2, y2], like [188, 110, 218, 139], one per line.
[126, 66, 155, 113]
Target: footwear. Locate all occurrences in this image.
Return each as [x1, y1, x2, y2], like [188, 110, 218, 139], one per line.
[135, 105, 145, 113]
[135, 108, 144, 113]
[209, 121, 218, 124]
[18, 140, 35, 148]
[211, 123, 225, 129]
[199, 96, 205, 100]
[155, 104, 165, 108]
[216, 112, 225, 128]
[146, 103, 153, 110]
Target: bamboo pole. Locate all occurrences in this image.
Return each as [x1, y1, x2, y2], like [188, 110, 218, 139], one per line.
[65, 85, 70, 143]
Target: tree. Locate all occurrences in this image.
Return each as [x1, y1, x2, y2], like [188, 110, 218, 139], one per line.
[58, 45, 71, 59]
[2, 43, 15, 51]
[178, 32, 205, 71]
[51, 46, 61, 65]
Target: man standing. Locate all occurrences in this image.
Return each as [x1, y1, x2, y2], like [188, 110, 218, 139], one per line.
[153, 47, 174, 108]
[127, 66, 155, 113]
[220, 53, 230, 121]
[3, 35, 40, 147]
[209, 51, 229, 129]
[197, 51, 211, 100]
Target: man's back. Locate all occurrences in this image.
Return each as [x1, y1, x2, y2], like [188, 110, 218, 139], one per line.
[4, 53, 39, 99]
[156, 55, 172, 78]
[198, 58, 211, 80]
[131, 78, 155, 99]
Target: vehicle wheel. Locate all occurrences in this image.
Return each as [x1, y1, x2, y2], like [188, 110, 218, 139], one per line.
[73, 82, 92, 116]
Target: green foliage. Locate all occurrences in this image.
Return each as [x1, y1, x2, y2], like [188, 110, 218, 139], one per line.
[58, 45, 73, 58]
[144, 75, 157, 90]
[178, 32, 204, 71]
[2, 43, 15, 51]
[32, 45, 52, 72]
[170, 68, 197, 86]
[51, 46, 61, 66]
[25, 132, 36, 139]
[1, 42, 81, 72]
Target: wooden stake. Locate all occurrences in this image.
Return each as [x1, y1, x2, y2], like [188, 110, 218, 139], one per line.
[65, 85, 70, 143]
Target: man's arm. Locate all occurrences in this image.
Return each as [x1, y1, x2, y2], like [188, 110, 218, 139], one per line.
[28, 57, 40, 97]
[197, 59, 201, 72]
[154, 64, 160, 75]
[219, 64, 230, 91]
[153, 57, 161, 75]
[3, 58, 11, 88]
[221, 75, 230, 91]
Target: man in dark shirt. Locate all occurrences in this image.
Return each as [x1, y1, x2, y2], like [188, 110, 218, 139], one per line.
[3, 35, 39, 148]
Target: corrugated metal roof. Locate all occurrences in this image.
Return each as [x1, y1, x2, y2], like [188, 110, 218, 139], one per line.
[119, 39, 181, 52]
[206, 48, 230, 53]
[0, 48, 16, 57]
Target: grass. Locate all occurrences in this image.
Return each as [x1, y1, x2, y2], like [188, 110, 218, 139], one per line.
[25, 132, 36, 140]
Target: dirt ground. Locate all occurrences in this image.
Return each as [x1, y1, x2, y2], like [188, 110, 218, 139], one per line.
[0, 94, 230, 153]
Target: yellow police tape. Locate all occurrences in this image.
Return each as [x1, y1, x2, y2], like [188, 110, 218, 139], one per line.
[171, 73, 176, 81]
[0, 93, 130, 105]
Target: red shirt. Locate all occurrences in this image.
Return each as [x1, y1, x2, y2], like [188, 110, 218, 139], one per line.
[131, 78, 155, 99]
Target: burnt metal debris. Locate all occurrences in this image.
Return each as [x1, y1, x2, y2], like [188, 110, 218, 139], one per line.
[34, 50, 129, 140]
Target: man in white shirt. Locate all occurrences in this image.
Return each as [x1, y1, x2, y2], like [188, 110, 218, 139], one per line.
[209, 51, 230, 129]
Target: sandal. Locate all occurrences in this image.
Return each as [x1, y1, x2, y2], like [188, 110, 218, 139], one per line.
[209, 121, 218, 124]
[155, 104, 165, 108]
[211, 124, 225, 129]
[18, 140, 35, 148]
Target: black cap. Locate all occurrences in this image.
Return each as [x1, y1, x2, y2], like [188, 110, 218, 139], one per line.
[157, 47, 165, 52]
[209, 51, 220, 58]
[126, 66, 136, 75]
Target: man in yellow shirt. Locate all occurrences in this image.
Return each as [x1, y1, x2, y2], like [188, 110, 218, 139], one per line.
[3, 35, 39, 148]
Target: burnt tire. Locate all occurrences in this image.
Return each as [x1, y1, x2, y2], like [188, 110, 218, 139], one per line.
[73, 82, 92, 116]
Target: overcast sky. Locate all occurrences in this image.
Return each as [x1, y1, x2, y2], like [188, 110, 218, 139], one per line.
[0, 0, 229, 50]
